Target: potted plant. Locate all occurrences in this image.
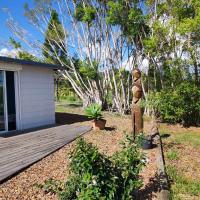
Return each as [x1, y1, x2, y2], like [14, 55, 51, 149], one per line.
[85, 103, 106, 130]
[137, 133, 152, 150]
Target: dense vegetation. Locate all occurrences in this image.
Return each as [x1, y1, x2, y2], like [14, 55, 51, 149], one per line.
[6, 0, 200, 125]
[144, 82, 200, 126]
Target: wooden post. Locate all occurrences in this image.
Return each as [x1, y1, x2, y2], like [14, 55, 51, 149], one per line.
[132, 69, 143, 138]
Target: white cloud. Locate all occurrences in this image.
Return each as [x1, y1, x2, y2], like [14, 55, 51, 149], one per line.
[0, 48, 18, 58]
[122, 55, 149, 74]
[122, 56, 134, 71]
[140, 58, 149, 75]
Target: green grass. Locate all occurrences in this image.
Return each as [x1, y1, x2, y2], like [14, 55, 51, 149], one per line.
[56, 100, 83, 113]
[160, 128, 200, 147]
[167, 165, 200, 199]
[173, 132, 200, 147]
[166, 150, 179, 161]
[160, 124, 200, 199]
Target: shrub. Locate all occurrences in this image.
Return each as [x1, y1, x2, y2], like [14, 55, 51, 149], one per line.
[66, 95, 77, 102]
[37, 135, 145, 200]
[85, 103, 103, 120]
[112, 135, 145, 199]
[145, 82, 200, 126]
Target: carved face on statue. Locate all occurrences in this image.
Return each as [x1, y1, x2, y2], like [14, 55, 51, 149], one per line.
[132, 69, 141, 81]
[132, 68, 142, 103]
[132, 85, 142, 103]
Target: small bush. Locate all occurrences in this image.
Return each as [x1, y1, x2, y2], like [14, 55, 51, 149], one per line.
[38, 135, 145, 200]
[85, 103, 103, 120]
[66, 95, 77, 102]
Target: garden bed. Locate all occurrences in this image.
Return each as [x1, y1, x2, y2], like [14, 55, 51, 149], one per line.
[0, 105, 160, 199]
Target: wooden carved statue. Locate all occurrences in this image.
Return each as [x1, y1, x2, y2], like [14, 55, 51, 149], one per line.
[132, 69, 143, 138]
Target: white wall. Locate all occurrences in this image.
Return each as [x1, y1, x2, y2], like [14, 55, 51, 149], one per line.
[19, 65, 55, 130]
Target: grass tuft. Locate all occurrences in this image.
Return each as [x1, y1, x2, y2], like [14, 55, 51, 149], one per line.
[166, 150, 179, 161]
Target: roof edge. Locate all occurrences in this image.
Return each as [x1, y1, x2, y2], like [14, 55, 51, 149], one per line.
[0, 56, 64, 70]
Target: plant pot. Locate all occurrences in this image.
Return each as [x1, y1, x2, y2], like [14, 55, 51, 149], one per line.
[93, 119, 106, 130]
[141, 138, 152, 150]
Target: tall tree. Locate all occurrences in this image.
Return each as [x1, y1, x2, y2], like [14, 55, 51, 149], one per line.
[6, 0, 200, 114]
[42, 9, 67, 64]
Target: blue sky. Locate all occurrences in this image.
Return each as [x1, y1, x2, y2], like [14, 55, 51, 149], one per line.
[0, 0, 43, 53]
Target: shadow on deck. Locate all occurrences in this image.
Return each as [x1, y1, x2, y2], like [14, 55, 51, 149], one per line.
[0, 112, 92, 183]
[56, 112, 91, 125]
[0, 112, 91, 138]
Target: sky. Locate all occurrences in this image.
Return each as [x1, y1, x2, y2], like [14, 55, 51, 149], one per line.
[0, 1, 149, 72]
[0, 0, 43, 56]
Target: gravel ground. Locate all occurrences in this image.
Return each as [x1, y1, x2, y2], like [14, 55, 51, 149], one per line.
[0, 111, 158, 200]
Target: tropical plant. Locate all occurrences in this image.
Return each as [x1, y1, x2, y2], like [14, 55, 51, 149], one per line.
[85, 103, 103, 120]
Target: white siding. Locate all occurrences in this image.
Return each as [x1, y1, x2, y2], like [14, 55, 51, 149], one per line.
[19, 66, 55, 130]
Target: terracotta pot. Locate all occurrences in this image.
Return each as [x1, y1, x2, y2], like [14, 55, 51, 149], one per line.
[92, 119, 106, 130]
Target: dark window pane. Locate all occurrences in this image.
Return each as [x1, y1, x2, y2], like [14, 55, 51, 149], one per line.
[6, 71, 16, 131]
[0, 71, 5, 131]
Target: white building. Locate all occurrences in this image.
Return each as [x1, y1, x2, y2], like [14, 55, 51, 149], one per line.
[0, 56, 61, 134]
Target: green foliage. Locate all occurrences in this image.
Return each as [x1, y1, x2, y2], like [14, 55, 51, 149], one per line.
[34, 178, 63, 194]
[111, 135, 145, 199]
[145, 0, 200, 88]
[38, 135, 145, 199]
[145, 82, 200, 126]
[43, 10, 67, 64]
[65, 95, 78, 102]
[56, 82, 78, 101]
[18, 51, 39, 61]
[79, 61, 98, 80]
[85, 103, 102, 120]
[9, 37, 39, 61]
[74, 3, 96, 25]
[9, 37, 21, 49]
[143, 20, 170, 56]
[106, 1, 149, 39]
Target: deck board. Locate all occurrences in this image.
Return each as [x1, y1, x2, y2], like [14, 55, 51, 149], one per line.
[0, 124, 91, 182]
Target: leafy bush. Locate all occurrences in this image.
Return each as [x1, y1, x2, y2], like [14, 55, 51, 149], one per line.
[145, 82, 200, 126]
[111, 136, 145, 199]
[66, 95, 77, 102]
[37, 135, 145, 200]
[85, 103, 103, 120]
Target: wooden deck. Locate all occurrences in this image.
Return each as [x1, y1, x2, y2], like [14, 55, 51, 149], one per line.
[0, 124, 92, 182]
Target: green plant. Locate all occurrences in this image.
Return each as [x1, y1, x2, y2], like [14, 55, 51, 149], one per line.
[145, 82, 200, 126]
[85, 103, 103, 120]
[135, 133, 145, 147]
[112, 135, 146, 199]
[37, 134, 145, 199]
[135, 133, 152, 148]
[34, 178, 63, 194]
[166, 150, 179, 161]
